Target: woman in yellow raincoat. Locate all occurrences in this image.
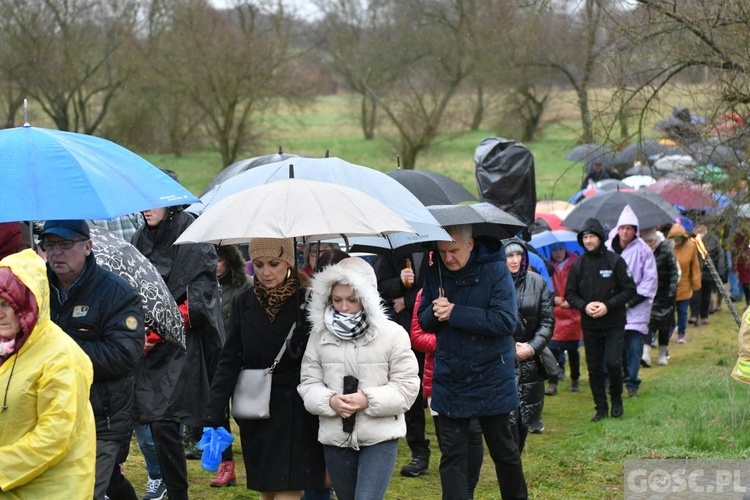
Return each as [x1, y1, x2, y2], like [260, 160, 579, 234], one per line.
[0, 249, 96, 498]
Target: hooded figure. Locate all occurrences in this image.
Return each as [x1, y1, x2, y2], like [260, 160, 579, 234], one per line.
[606, 205, 658, 335]
[566, 218, 637, 421]
[668, 223, 702, 343]
[299, 257, 419, 449]
[502, 238, 554, 451]
[0, 250, 96, 498]
[606, 205, 657, 397]
[299, 257, 419, 500]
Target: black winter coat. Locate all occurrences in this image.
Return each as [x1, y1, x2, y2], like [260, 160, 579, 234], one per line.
[504, 238, 554, 427]
[204, 284, 325, 491]
[49, 253, 144, 442]
[131, 210, 224, 427]
[375, 253, 427, 331]
[649, 239, 679, 331]
[703, 233, 727, 283]
[566, 219, 637, 331]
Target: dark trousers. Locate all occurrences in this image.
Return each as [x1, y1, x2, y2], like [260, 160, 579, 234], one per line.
[433, 415, 484, 499]
[548, 339, 581, 383]
[437, 414, 527, 500]
[103, 438, 137, 500]
[690, 278, 714, 320]
[405, 350, 430, 460]
[583, 327, 624, 414]
[151, 420, 188, 500]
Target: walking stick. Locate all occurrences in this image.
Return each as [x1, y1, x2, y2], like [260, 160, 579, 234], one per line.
[694, 236, 741, 327]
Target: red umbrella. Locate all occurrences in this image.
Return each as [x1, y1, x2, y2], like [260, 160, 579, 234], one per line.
[645, 178, 715, 210]
[535, 212, 567, 230]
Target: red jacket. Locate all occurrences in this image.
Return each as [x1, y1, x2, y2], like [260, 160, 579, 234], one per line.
[410, 290, 435, 398]
[550, 251, 583, 342]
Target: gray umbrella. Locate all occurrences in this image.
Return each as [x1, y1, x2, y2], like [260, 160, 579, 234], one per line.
[199, 150, 301, 196]
[686, 141, 742, 168]
[90, 225, 185, 348]
[427, 202, 527, 240]
[566, 144, 617, 167]
[562, 190, 679, 232]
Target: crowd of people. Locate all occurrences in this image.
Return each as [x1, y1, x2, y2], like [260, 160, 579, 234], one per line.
[0, 170, 741, 500]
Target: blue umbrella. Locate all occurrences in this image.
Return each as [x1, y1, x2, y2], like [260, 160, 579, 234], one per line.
[0, 124, 198, 223]
[188, 157, 451, 251]
[530, 230, 583, 259]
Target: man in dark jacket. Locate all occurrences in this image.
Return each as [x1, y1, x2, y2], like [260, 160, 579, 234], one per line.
[418, 224, 527, 500]
[566, 218, 637, 422]
[42, 219, 144, 499]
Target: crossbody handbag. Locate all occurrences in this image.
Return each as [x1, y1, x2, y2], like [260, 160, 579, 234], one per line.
[537, 346, 562, 381]
[231, 322, 296, 420]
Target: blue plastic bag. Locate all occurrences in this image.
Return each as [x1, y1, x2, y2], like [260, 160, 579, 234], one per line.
[197, 426, 234, 472]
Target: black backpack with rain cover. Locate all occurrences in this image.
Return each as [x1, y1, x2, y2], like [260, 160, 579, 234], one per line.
[474, 137, 536, 241]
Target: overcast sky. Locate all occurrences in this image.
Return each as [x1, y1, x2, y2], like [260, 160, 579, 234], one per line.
[208, 0, 323, 19]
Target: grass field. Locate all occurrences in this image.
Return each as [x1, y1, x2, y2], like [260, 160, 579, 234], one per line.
[122, 304, 750, 499]
[143, 94, 589, 203]
[126, 93, 750, 499]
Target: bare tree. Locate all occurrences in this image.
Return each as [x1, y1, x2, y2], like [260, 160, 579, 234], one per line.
[518, 0, 618, 144]
[0, 0, 139, 133]
[145, 0, 311, 166]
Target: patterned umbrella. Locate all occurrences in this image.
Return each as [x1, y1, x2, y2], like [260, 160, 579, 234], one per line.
[90, 225, 185, 348]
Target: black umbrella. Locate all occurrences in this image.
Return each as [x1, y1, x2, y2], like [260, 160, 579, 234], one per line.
[562, 190, 679, 232]
[90, 225, 186, 348]
[386, 169, 477, 206]
[566, 144, 616, 167]
[200, 150, 300, 196]
[427, 202, 527, 240]
[614, 140, 688, 167]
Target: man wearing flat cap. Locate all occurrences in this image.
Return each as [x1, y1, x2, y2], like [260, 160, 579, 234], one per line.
[40, 219, 144, 499]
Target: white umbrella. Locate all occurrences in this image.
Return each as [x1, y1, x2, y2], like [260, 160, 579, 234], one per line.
[622, 175, 657, 189]
[186, 157, 451, 249]
[175, 178, 416, 245]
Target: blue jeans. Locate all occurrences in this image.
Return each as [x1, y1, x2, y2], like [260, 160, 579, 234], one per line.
[134, 424, 161, 479]
[324, 439, 398, 500]
[676, 299, 690, 335]
[622, 330, 644, 391]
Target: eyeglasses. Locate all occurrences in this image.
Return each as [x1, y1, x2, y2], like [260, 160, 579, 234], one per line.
[40, 238, 87, 252]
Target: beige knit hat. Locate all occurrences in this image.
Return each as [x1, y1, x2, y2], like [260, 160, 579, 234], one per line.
[249, 238, 295, 268]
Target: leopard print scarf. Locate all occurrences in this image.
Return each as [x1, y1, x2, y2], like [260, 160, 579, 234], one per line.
[253, 271, 298, 322]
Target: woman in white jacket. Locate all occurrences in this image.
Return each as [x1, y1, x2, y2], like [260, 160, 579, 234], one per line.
[299, 257, 419, 500]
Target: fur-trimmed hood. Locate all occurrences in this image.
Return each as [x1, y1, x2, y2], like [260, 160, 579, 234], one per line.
[307, 257, 389, 337]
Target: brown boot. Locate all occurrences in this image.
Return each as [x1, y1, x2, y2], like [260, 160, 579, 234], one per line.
[569, 379, 580, 392]
[210, 461, 237, 487]
[545, 382, 558, 395]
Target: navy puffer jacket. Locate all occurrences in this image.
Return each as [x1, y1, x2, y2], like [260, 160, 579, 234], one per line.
[418, 236, 518, 418]
[49, 253, 144, 442]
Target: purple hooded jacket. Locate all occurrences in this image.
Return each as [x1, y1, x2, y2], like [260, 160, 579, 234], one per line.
[606, 205, 658, 335]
